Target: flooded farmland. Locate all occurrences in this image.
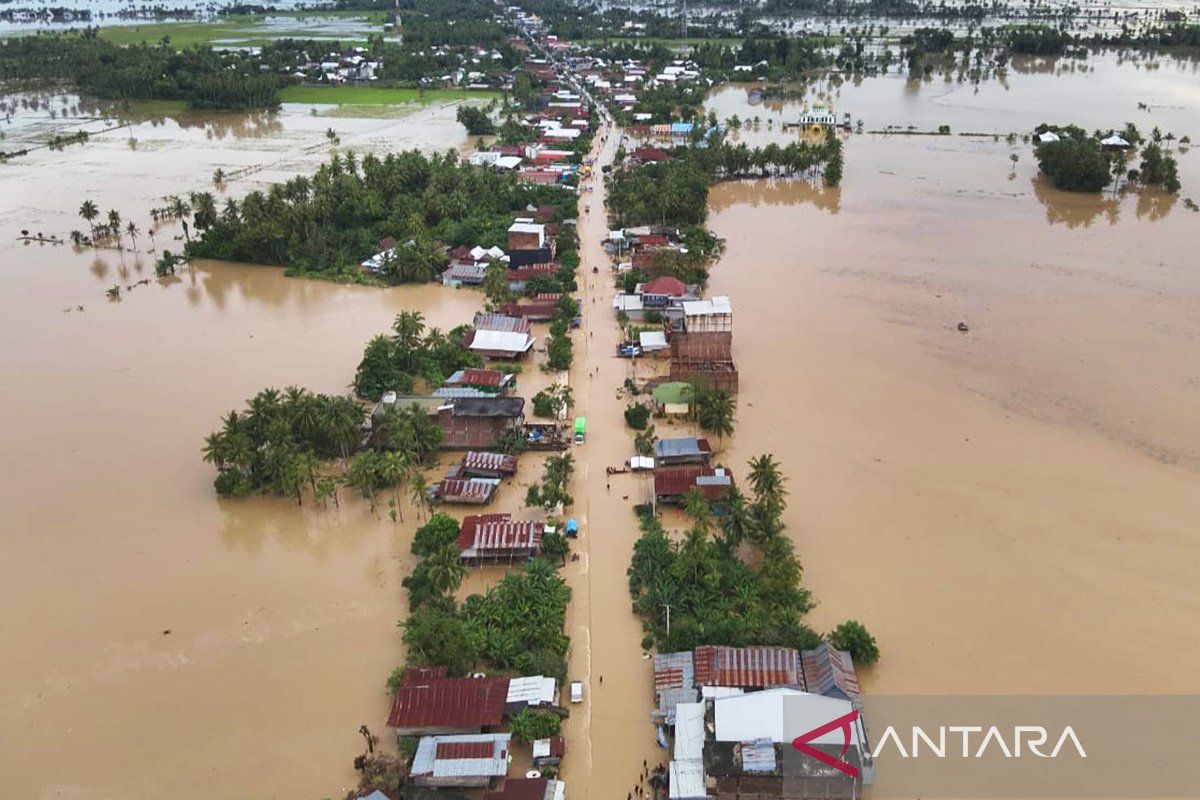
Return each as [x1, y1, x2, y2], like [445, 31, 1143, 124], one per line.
[703, 51, 1200, 694]
[0, 99, 489, 800]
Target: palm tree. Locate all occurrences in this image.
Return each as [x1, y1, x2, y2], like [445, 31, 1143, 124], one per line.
[79, 200, 98, 236]
[125, 221, 139, 251]
[424, 544, 467, 596]
[410, 471, 430, 521]
[377, 450, 409, 521]
[344, 452, 380, 513]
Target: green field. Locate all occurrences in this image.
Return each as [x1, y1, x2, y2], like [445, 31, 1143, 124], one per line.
[97, 11, 386, 49]
[278, 85, 502, 105]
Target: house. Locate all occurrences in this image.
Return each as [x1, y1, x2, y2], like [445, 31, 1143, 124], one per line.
[505, 263, 560, 293]
[410, 733, 511, 787]
[682, 296, 732, 333]
[639, 330, 669, 354]
[508, 246, 557, 269]
[637, 276, 689, 308]
[508, 219, 547, 251]
[443, 262, 489, 287]
[531, 737, 565, 768]
[1100, 133, 1132, 151]
[653, 466, 734, 506]
[800, 641, 862, 703]
[443, 368, 515, 395]
[465, 316, 536, 359]
[630, 146, 672, 164]
[670, 331, 739, 393]
[654, 436, 712, 466]
[457, 512, 545, 562]
[387, 668, 509, 735]
[505, 674, 558, 711]
[499, 300, 560, 321]
[652, 381, 695, 416]
[434, 477, 501, 505]
[484, 778, 566, 800]
[1036, 130, 1060, 143]
[457, 450, 519, 478]
[437, 397, 526, 449]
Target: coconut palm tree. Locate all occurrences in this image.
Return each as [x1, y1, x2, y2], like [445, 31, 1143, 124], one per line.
[125, 221, 139, 251]
[424, 544, 467, 596]
[79, 200, 99, 236]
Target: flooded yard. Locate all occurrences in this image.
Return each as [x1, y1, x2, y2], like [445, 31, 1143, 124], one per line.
[703, 51, 1200, 694]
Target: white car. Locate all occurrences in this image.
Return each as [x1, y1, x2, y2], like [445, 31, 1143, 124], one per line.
[570, 680, 584, 703]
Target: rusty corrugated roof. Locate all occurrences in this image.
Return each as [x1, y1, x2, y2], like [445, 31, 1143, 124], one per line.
[801, 641, 860, 700]
[458, 513, 543, 552]
[693, 645, 802, 689]
[462, 451, 519, 474]
[387, 677, 508, 730]
[436, 740, 499, 759]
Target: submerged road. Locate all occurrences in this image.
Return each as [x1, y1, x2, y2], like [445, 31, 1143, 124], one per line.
[559, 117, 665, 796]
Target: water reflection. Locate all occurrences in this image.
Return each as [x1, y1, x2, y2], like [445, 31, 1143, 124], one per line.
[1032, 176, 1122, 228]
[710, 178, 842, 214]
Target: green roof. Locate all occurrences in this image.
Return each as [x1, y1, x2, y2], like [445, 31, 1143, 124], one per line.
[653, 382, 695, 405]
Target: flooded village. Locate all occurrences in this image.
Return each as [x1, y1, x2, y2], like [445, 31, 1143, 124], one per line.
[2, 0, 1200, 799]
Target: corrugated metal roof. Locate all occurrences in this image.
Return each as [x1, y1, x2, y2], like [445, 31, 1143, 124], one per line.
[693, 645, 801, 688]
[656, 687, 698, 725]
[451, 397, 525, 418]
[411, 733, 511, 780]
[655, 437, 711, 459]
[654, 467, 734, 501]
[447, 369, 509, 388]
[653, 650, 695, 692]
[506, 675, 556, 705]
[388, 677, 508, 730]
[434, 387, 494, 399]
[436, 479, 501, 504]
[458, 514, 544, 552]
[474, 313, 533, 334]
[640, 275, 686, 296]
[484, 777, 556, 800]
[683, 296, 732, 316]
[469, 329, 536, 354]
[463, 451, 520, 474]
[801, 641, 860, 700]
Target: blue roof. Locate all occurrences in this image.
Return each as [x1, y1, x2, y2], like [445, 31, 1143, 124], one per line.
[670, 122, 694, 133]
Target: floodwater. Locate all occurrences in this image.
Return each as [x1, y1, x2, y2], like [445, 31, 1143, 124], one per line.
[701, 52, 1200, 693]
[0, 98, 493, 799]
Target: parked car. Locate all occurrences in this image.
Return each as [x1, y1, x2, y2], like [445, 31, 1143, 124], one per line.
[570, 680, 584, 703]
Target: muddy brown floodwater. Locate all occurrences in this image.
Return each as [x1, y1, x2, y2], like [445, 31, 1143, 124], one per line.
[703, 52, 1200, 694]
[0, 99, 493, 800]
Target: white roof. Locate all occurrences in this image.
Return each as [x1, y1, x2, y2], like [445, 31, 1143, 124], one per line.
[507, 675, 557, 706]
[669, 759, 706, 800]
[532, 738, 555, 759]
[544, 127, 582, 140]
[410, 733, 511, 779]
[1036, 131, 1060, 143]
[674, 702, 706, 761]
[683, 296, 732, 316]
[640, 331, 668, 351]
[613, 294, 644, 312]
[470, 330, 534, 353]
[495, 155, 523, 170]
[471, 245, 507, 261]
[508, 221, 546, 235]
[629, 455, 655, 470]
[1101, 134, 1131, 147]
[714, 689, 863, 747]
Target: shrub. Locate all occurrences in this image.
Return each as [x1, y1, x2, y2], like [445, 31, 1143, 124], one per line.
[828, 620, 881, 666]
[624, 403, 651, 430]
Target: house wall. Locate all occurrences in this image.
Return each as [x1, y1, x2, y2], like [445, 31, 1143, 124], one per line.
[509, 231, 544, 250]
[438, 414, 515, 449]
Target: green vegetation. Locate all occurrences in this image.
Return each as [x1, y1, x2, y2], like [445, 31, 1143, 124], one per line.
[354, 310, 481, 400]
[695, 382, 736, 440]
[1033, 123, 1182, 194]
[509, 708, 564, 743]
[624, 403, 651, 430]
[201, 386, 363, 499]
[0, 33, 280, 109]
[628, 454, 821, 653]
[532, 384, 574, 419]
[1139, 143, 1182, 194]
[828, 620, 881, 666]
[401, 551, 572, 683]
[526, 454, 575, 511]
[186, 149, 575, 281]
[456, 104, 497, 135]
[278, 85, 502, 105]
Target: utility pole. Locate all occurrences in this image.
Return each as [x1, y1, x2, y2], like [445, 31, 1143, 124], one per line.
[680, 0, 687, 40]
[663, 603, 671, 639]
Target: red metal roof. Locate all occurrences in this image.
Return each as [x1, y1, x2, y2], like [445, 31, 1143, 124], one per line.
[632, 147, 672, 162]
[451, 369, 507, 388]
[458, 513, 544, 552]
[652, 466, 733, 501]
[387, 676, 508, 730]
[436, 479, 499, 504]
[635, 233, 671, 248]
[484, 778, 551, 800]
[801, 641, 860, 700]
[437, 740, 500, 759]
[640, 276, 687, 296]
[462, 451, 519, 474]
[507, 263, 560, 281]
[499, 301, 559, 318]
[693, 645, 801, 689]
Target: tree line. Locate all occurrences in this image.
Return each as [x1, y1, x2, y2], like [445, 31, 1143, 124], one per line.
[185, 148, 577, 282]
[0, 32, 281, 110]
